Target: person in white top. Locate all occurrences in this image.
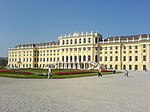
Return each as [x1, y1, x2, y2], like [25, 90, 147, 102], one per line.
[48, 66, 52, 79]
[98, 67, 102, 77]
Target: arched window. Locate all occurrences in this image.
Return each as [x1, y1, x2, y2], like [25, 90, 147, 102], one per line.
[88, 38, 91, 43]
[70, 39, 73, 44]
[70, 56, 72, 62]
[84, 38, 86, 43]
[79, 56, 81, 62]
[88, 55, 91, 61]
[66, 56, 68, 62]
[74, 56, 77, 62]
[83, 55, 86, 61]
[62, 56, 64, 62]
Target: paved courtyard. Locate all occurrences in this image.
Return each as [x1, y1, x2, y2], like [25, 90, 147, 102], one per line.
[0, 71, 150, 112]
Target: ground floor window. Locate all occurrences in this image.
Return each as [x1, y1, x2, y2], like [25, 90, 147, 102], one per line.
[129, 65, 132, 70]
[123, 65, 126, 70]
[135, 65, 138, 70]
[110, 64, 112, 69]
[143, 65, 146, 70]
[115, 65, 118, 69]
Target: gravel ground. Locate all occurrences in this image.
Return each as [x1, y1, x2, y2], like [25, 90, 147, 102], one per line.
[0, 71, 150, 112]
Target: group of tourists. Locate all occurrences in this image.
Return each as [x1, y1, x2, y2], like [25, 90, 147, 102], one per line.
[98, 66, 129, 78]
[47, 65, 130, 79]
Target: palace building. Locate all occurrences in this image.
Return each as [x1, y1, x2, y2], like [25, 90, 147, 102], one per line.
[8, 32, 150, 70]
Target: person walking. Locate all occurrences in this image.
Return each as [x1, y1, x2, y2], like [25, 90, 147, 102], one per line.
[113, 67, 116, 74]
[98, 67, 102, 77]
[48, 66, 52, 79]
[124, 69, 129, 77]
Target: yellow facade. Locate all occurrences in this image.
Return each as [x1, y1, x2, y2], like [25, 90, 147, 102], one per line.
[8, 32, 150, 70]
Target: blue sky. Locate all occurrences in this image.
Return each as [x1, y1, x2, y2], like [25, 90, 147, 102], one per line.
[0, 0, 150, 57]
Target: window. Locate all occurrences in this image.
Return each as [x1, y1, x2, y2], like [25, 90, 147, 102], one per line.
[70, 39, 73, 44]
[74, 56, 77, 62]
[110, 47, 112, 50]
[84, 38, 86, 43]
[129, 65, 132, 70]
[75, 39, 77, 44]
[88, 38, 91, 43]
[79, 38, 82, 44]
[78, 48, 81, 51]
[105, 56, 107, 61]
[135, 56, 138, 61]
[83, 55, 86, 61]
[115, 56, 118, 61]
[135, 65, 138, 70]
[66, 56, 68, 62]
[95, 55, 98, 62]
[143, 65, 147, 70]
[135, 45, 138, 49]
[70, 56, 72, 62]
[105, 47, 107, 50]
[70, 48, 73, 51]
[110, 56, 112, 61]
[79, 56, 81, 62]
[66, 40, 69, 44]
[123, 65, 126, 70]
[74, 48, 77, 51]
[115, 51, 118, 53]
[88, 55, 91, 61]
[115, 46, 118, 50]
[115, 65, 118, 69]
[129, 56, 132, 61]
[83, 47, 86, 50]
[50, 58, 52, 61]
[110, 65, 112, 69]
[143, 56, 146, 61]
[129, 46, 132, 49]
[143, 50, 146, 53]
[124, 46, 126, 49]
[95, 37, 98, 43]
[88, 47, 91, 50]
[62, 56, 64, 62]
[100, 57, 102, 61]
[123, 56, 126, 61]
[143, 44, 146, 48]
[135, 51, 138, 53]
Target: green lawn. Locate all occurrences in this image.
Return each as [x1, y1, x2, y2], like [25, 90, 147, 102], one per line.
[0, 69, 120, 79]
